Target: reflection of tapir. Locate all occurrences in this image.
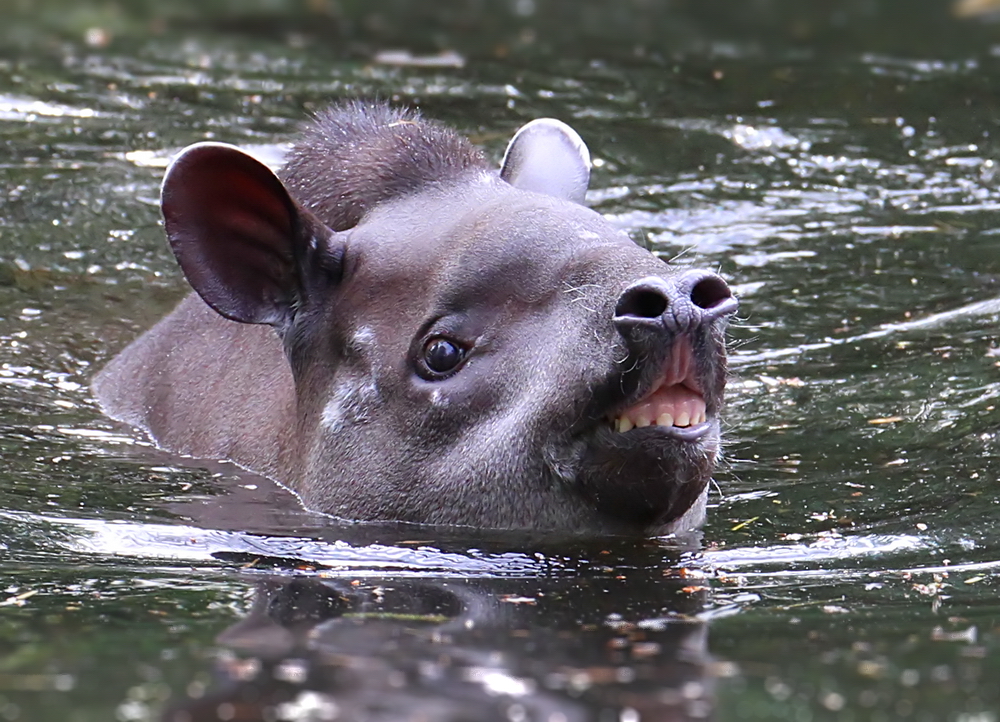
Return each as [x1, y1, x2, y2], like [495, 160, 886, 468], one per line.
[93, 102, 738, 534]
[160, 572, 713, 722]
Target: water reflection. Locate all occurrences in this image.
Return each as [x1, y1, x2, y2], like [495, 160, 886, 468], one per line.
[5, 0, 1000, 718]
[162, 573, 715, 722]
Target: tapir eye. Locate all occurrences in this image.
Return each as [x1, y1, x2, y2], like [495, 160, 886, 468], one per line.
[420, 337, 466, 377]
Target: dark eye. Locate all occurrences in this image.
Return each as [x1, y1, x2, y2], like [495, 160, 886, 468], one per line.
[422, 337, 466, 377]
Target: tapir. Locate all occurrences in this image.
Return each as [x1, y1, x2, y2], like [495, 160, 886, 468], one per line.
[93, 102, 738, 536]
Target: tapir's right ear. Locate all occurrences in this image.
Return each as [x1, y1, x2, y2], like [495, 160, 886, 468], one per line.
[161, 142, 343, 328]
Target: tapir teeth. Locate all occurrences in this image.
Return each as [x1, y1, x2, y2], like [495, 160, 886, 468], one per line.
[614, 384, 707, 431]
[612, 336, 707, 432]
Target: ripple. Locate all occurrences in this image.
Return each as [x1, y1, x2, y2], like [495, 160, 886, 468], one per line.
[731, 294, 1000, 367]
[121, 143, 288, 170]
[0, 511, 558, 578]
[701, 533, 929, 574]
[0, 94, 101, 122]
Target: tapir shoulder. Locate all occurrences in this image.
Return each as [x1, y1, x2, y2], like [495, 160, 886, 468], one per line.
[92, 293, 296, 478]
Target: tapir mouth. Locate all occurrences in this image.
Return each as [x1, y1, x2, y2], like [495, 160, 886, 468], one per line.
[608, 336, 709, 438]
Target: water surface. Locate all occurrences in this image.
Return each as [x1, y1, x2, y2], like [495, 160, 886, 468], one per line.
[3, 2, 1000, 720]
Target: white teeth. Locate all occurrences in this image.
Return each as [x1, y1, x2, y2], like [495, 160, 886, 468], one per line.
[613, 406, 706, 432]
[611, 338, 709, 433]
[612, 384, 708, 433]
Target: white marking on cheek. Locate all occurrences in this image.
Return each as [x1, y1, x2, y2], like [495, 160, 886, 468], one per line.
[320, 378, 381, 431]
[320, 382, 351, 431]
[352, 326, 376, 347]
[321, 398, 346, 432]
[429, 389, 449, 407]
[359, 379, 380, 404]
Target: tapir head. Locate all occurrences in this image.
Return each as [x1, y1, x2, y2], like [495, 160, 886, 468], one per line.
[160, 103, 738, 535]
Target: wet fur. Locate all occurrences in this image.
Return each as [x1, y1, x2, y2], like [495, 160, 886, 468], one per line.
[281, 103, 489, 230]
[94, 102, 732, 535]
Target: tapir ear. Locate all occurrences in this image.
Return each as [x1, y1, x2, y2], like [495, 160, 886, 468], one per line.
[499, 118, 591, 204]
[161, 142, 342, 327]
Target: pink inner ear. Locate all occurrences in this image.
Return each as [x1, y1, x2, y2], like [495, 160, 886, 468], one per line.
[178, 148, 295, 243]
[215, 162, 295, 237]
[163, 144, 302, 326]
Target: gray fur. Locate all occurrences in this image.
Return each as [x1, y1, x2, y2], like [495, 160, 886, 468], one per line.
[93, 103, 736, 536]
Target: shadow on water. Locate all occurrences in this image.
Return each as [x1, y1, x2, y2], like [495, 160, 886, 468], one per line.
[5, 0, 1000, 720]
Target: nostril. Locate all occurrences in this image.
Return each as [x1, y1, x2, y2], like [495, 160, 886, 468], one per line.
[690, 275, 732, 310]
[615, 286, 668, 319]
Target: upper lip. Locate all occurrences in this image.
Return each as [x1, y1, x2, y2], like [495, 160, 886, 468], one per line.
[607, 335, 711, 433]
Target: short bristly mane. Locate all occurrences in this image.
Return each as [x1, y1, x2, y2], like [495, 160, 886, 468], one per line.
[279, 102, 489, 231]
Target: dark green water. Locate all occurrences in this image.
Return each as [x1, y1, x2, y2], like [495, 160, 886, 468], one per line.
[3, 1, 1000, 720]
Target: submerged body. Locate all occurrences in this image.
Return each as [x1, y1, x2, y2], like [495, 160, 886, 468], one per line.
[93, 103, 737, 535]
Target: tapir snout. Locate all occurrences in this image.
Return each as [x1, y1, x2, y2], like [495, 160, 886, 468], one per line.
[615, 271, 737, 337]
[93, 102, 738, 536]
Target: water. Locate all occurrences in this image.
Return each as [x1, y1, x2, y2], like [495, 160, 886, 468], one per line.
[3, 1, 1000, 720]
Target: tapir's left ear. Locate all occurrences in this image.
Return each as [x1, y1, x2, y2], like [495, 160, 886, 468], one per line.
[500, 118, 591, 204]
[161, 142, 344, 329]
